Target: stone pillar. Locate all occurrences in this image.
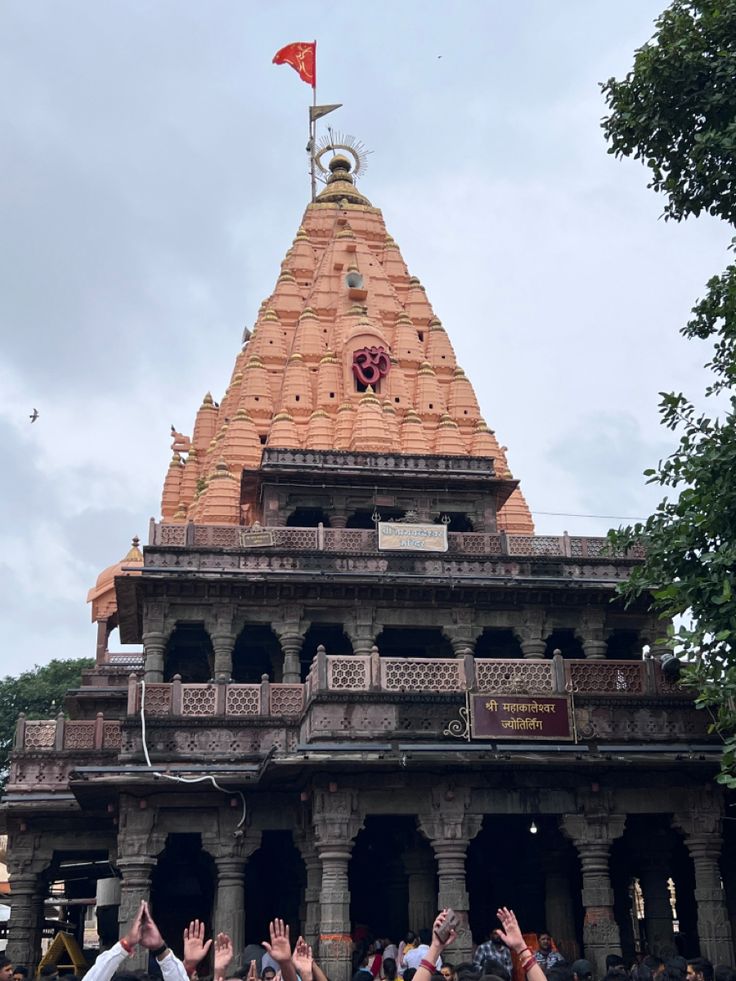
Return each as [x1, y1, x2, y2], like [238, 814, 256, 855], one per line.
[519, 609, 546, 660]
[210, 632, 234, 681]
[6, 872, 45, 971]
[213, 856, 246, 955]
[295, 825, 322, 950]
[638, 833, 676, 957]
[561, 812, 626, 977]
[313, 789, 362, 981]
[278, 629, 304, 684]
[674, 800, 735, 965]
[143, 630, 167, 682]
[419, 786, 482, 966]
[117, 857, 156, 969]
[117, 796, 161, 970]
[404, 845, 436, 932]
[579, 611, 607, 660]
[543, 851, 579, 960]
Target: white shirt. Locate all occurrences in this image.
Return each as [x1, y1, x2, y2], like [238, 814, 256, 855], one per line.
[83, 942, 188, 981]
[403, 945, 443, 971]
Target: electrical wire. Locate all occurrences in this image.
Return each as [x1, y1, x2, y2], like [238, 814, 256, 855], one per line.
[531, 510, 646, 521]
[139, 679, 247, 830]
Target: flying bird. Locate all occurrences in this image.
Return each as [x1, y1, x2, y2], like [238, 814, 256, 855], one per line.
[29, 408, 39, 423]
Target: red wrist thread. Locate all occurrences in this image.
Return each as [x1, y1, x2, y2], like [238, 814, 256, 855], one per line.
[420, 960, 437, 974]
[120, 939, 134, 954]
[521, 958, 536, 973]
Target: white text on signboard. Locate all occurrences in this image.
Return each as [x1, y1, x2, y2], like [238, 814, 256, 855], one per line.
[377, 522, 448, 552]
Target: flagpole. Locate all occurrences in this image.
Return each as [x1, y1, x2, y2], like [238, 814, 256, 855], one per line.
[310, 39, 317, 202]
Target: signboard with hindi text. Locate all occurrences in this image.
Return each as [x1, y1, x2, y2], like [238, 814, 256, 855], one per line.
[377, 522, 448, 552]
[470, 695, 573, 740]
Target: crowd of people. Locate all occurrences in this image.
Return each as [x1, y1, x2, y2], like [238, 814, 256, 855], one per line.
[1, 902, 735, 981]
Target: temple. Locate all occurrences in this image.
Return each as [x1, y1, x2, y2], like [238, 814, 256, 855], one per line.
[2, 152, 735, 978]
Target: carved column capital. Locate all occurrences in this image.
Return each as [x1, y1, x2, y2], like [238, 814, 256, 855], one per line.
[313, 789, 362, 850]
[142, 629, 168, 682]
[518, 607, 547, 659]
[418, 785, 482, 844]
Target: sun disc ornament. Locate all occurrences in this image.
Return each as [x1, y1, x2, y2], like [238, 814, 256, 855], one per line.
[314, 131, 372, 181]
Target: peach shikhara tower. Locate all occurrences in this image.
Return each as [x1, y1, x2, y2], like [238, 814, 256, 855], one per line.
[160, 154, 533, 534]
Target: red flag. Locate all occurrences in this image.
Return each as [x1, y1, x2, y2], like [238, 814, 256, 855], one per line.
[273, 41, 316, 88]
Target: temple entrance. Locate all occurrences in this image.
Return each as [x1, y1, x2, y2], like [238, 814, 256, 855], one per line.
[467, 816, 582, 957]
[244, 831, 304, 944]
[150, 834, 215, 960]
[164, 624, 214, 682]
[349, 815, 435, 941]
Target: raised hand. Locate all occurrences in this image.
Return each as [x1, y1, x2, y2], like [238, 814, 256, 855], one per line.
[214, 933, 234, 979]
[496, 907, 525, 954]
[292, 936, 313, 981]
[184, 920, 213, 972]
[263, 919, 292, 965]
[139, 901, 165, 950]
[246, 959, 259, 981]
[122, 900, 145, 949]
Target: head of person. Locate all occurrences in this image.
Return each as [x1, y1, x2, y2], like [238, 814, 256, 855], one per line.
[11, 969, 28, 981]
[548, 963, 574, 981]
[405, 970, 417, 981]
[0, 960, 13, 981]
[384, 958, 398, 981]
[571, 959, 594, 981]
[606, 959, 625, 975]
[644, 958, 665, 978]
[688, 961, 713, 981]
[418, 929, 432, 947]
[405, 932, 417, 946]
[440, 964, 457, 981]
[482, 964, 509, 981]
[714, 969, 736, 981]
[263, 969, 276, 981]
[538, 934, 554, 953]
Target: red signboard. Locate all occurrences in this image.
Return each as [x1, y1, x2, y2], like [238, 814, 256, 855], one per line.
[470, 695, 572, 740]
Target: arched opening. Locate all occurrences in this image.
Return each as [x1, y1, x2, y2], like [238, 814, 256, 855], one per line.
[286, 507, 332, 528]
[299, 624, 353, 681]
[232, 625, 283, 682]
[544, 629, 584, 659]
[475, 628, 523, 659]
[434, 512, 474, 532]
[164, 624, 213, 682]
[349, 816, 427, 940]
[150, 834, 215, 963]
[375, 627, 454, 659]
[607, 629, 643, 660]
[244, 831, 304, 944]
[467, 817, 582, 956]
[106, 626, 143, 655]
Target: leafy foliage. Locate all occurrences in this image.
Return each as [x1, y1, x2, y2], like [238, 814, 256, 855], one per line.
[601, 0, 736, 224]
[0, 658, 93, 787]
[602, 0, 736, 785]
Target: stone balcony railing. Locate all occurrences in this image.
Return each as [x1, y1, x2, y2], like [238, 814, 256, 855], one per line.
[149, 521, 643, 561]
[5, 654, 705, 794]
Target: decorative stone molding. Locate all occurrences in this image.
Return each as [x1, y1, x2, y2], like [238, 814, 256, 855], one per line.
[142, 630, 168, 682]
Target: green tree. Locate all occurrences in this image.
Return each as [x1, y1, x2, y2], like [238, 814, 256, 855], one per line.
[601, 0, 736, 785]
[0, 658, 93, 787]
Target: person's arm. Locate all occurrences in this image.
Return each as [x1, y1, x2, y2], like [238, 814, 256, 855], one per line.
[214, 933, 234, 981]
[495, 908, 545, 981]
[263, 918, 298, 981]
[312, 959, 329, 981]
[413, 911, 456, 981]
[83, 900, 145, 981]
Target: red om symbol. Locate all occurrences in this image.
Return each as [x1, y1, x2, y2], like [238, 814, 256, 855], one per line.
[352, 346, 391, 386]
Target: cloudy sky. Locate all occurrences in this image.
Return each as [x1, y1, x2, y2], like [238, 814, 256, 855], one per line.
[1, 1, 731, 674]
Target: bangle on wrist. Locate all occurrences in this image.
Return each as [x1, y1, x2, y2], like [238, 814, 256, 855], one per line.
[521, 958, 536, 973]
[420, 960, 437, 974]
